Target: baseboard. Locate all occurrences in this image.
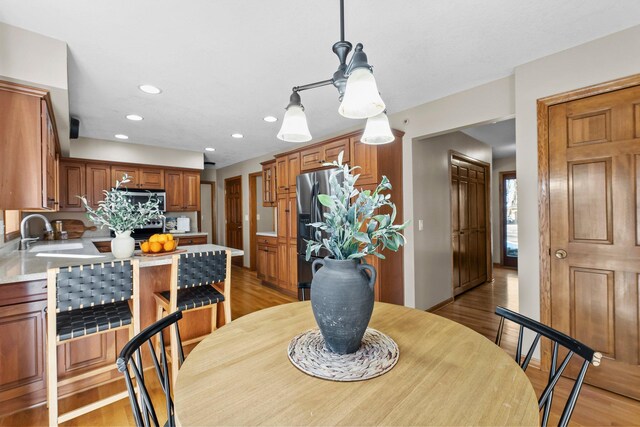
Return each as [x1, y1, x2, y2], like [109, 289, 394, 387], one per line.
[426, 297, 454, 312]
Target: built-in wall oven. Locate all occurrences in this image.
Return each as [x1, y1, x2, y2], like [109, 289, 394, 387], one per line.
[111, 189, 166, 242]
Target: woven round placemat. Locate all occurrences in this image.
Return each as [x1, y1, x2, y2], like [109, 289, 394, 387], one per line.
[287, 328, 399, 382]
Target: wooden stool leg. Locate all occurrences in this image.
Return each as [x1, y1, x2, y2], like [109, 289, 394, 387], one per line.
[171, 321, 180, 386]
[47, 331, 58, 425]
[211, 305, 217, 333]
[155, 305, 164, 357]
[223, 300, 231, 327]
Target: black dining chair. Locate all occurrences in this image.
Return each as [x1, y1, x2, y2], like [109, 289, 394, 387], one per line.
[116, 310, 185, 427]
[494, 306, 602, 427]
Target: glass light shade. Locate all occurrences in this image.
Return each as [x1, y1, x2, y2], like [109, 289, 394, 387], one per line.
[277, 105, 312, 143]
[338, 68, 386, 119]
[361, 112, 394, 145]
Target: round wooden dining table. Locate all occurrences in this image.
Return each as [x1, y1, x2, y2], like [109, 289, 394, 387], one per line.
[174, 302, 538, 426]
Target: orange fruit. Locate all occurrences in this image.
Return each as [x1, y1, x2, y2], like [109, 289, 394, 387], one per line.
[157, 234, 167, 244]
[149, 242, 162, 253]
[140, 241, 150, 253]
[163, 241, 175, 252]
[166, 234, 174, 241]
[149, 234, 160, 243]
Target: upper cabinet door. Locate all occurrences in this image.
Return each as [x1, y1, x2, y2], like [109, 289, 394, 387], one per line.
[86, 163, 111, 209]
[41, 100, 58, 210]
[323, 138, 350, 165]
[276, 156, 288, 193]
[138, 167, 164, 189]
[59, 161, 85, 211]
[300, 146, 324, 172]
[165, 171, 183, 211]
[183, 171, 200, 211]
[287, 153, 300, 192]
[350, 136, 377, 185]
[112, 166, 138, 188]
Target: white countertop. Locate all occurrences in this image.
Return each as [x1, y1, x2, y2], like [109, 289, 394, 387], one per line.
[0, 238, 243, 285]
[256, 231, 277, 237]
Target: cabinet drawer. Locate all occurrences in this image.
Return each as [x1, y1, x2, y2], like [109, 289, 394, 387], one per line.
[256, 236, 277, 246]
[178, 235, 207, 246]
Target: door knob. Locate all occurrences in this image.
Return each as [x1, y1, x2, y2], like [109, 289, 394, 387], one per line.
[555, 249, 567, 259]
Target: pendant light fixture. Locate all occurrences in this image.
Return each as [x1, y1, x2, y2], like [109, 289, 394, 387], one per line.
[277, 0, 393, 145]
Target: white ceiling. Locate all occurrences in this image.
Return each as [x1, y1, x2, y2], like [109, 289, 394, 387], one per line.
[1, 1, 639, 168]
[462, 119, 515, 159]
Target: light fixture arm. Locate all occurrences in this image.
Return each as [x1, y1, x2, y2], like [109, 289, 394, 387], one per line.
[292, 79, 334, 93]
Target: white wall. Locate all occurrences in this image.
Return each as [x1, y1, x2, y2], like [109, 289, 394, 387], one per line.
[514, 24, 640, 326]
[256, 176, 275, 232]
[491, 156, 516, 264]
[389, 75, 515, 307]
[215, 153, 278, 267]
[70, 137, 204, 170]
[0, 22, 70, 155]
[412, 132, 492, 310]
[201, 168, 217, 182]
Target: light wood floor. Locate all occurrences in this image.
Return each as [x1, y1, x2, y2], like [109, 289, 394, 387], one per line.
[2, 266, 639, 426]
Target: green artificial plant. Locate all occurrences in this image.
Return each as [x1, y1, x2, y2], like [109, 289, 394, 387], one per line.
[78, 174, 163, 234]
[305, 151, 408, 261]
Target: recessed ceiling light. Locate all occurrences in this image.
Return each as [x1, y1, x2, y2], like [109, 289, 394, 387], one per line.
[263, 116, 278, 123]
[205, 147, 215, 152]
[138, 84, 162, 94]
[114, 134, 129, 140]
[126, 114, 143, 121]
[231, 133, 244, 139]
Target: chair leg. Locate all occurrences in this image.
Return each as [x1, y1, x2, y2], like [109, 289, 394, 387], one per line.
[223, 300, 231, 326]
[171, 320, 180, 386]
[155, 304, 164, 357]
[47, 334, 58, 425]
[211, 305, 217, 333]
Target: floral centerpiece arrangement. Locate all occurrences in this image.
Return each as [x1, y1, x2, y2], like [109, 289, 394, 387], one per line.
[79, 174, 163, 259]
[304, 151, 408, 354]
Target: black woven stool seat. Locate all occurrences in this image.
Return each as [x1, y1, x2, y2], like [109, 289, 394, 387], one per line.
[161, 286, 225, 311]
[57, 300, 132, 341]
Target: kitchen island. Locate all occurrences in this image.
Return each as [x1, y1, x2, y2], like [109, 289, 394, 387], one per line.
[0, 239, 243, 416]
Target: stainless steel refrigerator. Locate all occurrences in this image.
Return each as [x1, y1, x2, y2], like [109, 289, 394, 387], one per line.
[296, 169, 342, 299]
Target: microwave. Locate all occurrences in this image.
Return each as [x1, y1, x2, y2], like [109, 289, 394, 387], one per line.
[117, 188, 166, 212]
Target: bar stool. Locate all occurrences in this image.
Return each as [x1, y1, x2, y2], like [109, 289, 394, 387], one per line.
[46, 260, 140, 426]
[154, 250, 231, 384]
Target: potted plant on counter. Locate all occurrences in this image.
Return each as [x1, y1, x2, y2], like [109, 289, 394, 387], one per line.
[305, 152, 408, 354]
[79, 174, 163, 259]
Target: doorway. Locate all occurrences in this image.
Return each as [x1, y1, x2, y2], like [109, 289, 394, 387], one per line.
[450, 151, 491, 296]
[224, 175, 243, 267]
[539, 74, 640, 400]
[499, 171, 517, 268]
[199, 181, 216, 244]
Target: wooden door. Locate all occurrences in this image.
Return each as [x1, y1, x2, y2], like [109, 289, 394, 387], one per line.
[300, 146, 324, 171]
[276, 157, 288, 193]
[266, 246, 278, 284]
[500, 171, 518, 268]
[165, 171, 183, 211]
[287, 153, 300, 193]
[548, 85, 640, 399]
[276, 243, 288, 289]
[450, 155, 489, 296]
[350, 137, 378, 185]
[183, 172, 200, 210]
[112, 166, 138, 188]
[323, 138, 350, 164]
[59, 161, 85, 211]
[138, 167, 164, 189]
[276, 195, 288, 241]
[86, 163, 111, 209]
[225, 176, 243, 266]
[257, 244, 267, 280]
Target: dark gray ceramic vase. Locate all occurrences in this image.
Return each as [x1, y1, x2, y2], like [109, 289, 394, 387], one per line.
[310, 257, 377, 354]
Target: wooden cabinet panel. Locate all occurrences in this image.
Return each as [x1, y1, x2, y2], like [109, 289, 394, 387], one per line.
[266, 246, 278, 284]
[276, 156, 288, 193]
[287, 243, 298, 293]
[276, 243, 288, 289]
[183, 172, 200, 211]
[277, 196, 288, 241]
[300, 146, 324, 171]
[42, 101, 58, 210]
[112, 166, 138, 188]
[287, 153, 300, 192]
[287, 194, 297, 241]
[261, 160, 276, 206]
[165, 171, 183, 211]
[0, 300, 46, 403]
[350, 137, 378, 185]
[324, 138, 350, 164]
[86, 163, 111, 210]
[57, 332, 116, 379]
[139, 167, 164, 189]
[178, 235, 207, 246]
[59, 161, 85, 211]
[257, 244, 268, 280]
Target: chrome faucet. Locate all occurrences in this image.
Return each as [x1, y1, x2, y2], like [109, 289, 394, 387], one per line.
[19, 214, 53, 250]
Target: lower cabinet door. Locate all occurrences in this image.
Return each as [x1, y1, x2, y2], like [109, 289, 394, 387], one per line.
[276, 243, 288, 289]
[266, 247, 278, 284]
[0, 300, 47, 403]
[257, 245, 267, 280]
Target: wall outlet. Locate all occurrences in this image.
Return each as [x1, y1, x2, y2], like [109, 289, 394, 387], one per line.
[245, 214, 249, 221]
[418, 219, 424, 231]
[257, 214, 261, 221]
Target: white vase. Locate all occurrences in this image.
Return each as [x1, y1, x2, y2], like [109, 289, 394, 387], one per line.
[111, 230, 135, 259]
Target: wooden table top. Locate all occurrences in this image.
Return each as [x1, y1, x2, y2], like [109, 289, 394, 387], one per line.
[174, 302, 539, 426]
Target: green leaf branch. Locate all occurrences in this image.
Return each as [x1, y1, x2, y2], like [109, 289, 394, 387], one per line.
[305, 151, 409, 261]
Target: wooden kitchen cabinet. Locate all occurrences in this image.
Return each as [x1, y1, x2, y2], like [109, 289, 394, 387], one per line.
[300, 137, 349, 172]
[275, 156, 288, 194]
[256, 235, 277, 285]
[349, 136, 378, 185]
[86, 163, 112, 209]
[112, 166, 164, 189]
[287, 153, 300, 193]
[59, 160, 85, 211]
[260, 160, 276, 206]
[165, 170, 200, 212]
[111, 166, 139, 187]
[0, 81, 60, 211]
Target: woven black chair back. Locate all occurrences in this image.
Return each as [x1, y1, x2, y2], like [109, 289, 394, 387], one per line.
[177, 251, 226, 289]
[116, 310, 184, 427]
[494, 306, 601, 427]
[56, 260, 134, 312]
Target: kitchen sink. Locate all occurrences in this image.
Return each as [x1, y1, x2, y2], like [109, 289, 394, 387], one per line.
[28, 242, 84, 253]
[35, 253, 105, 259]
